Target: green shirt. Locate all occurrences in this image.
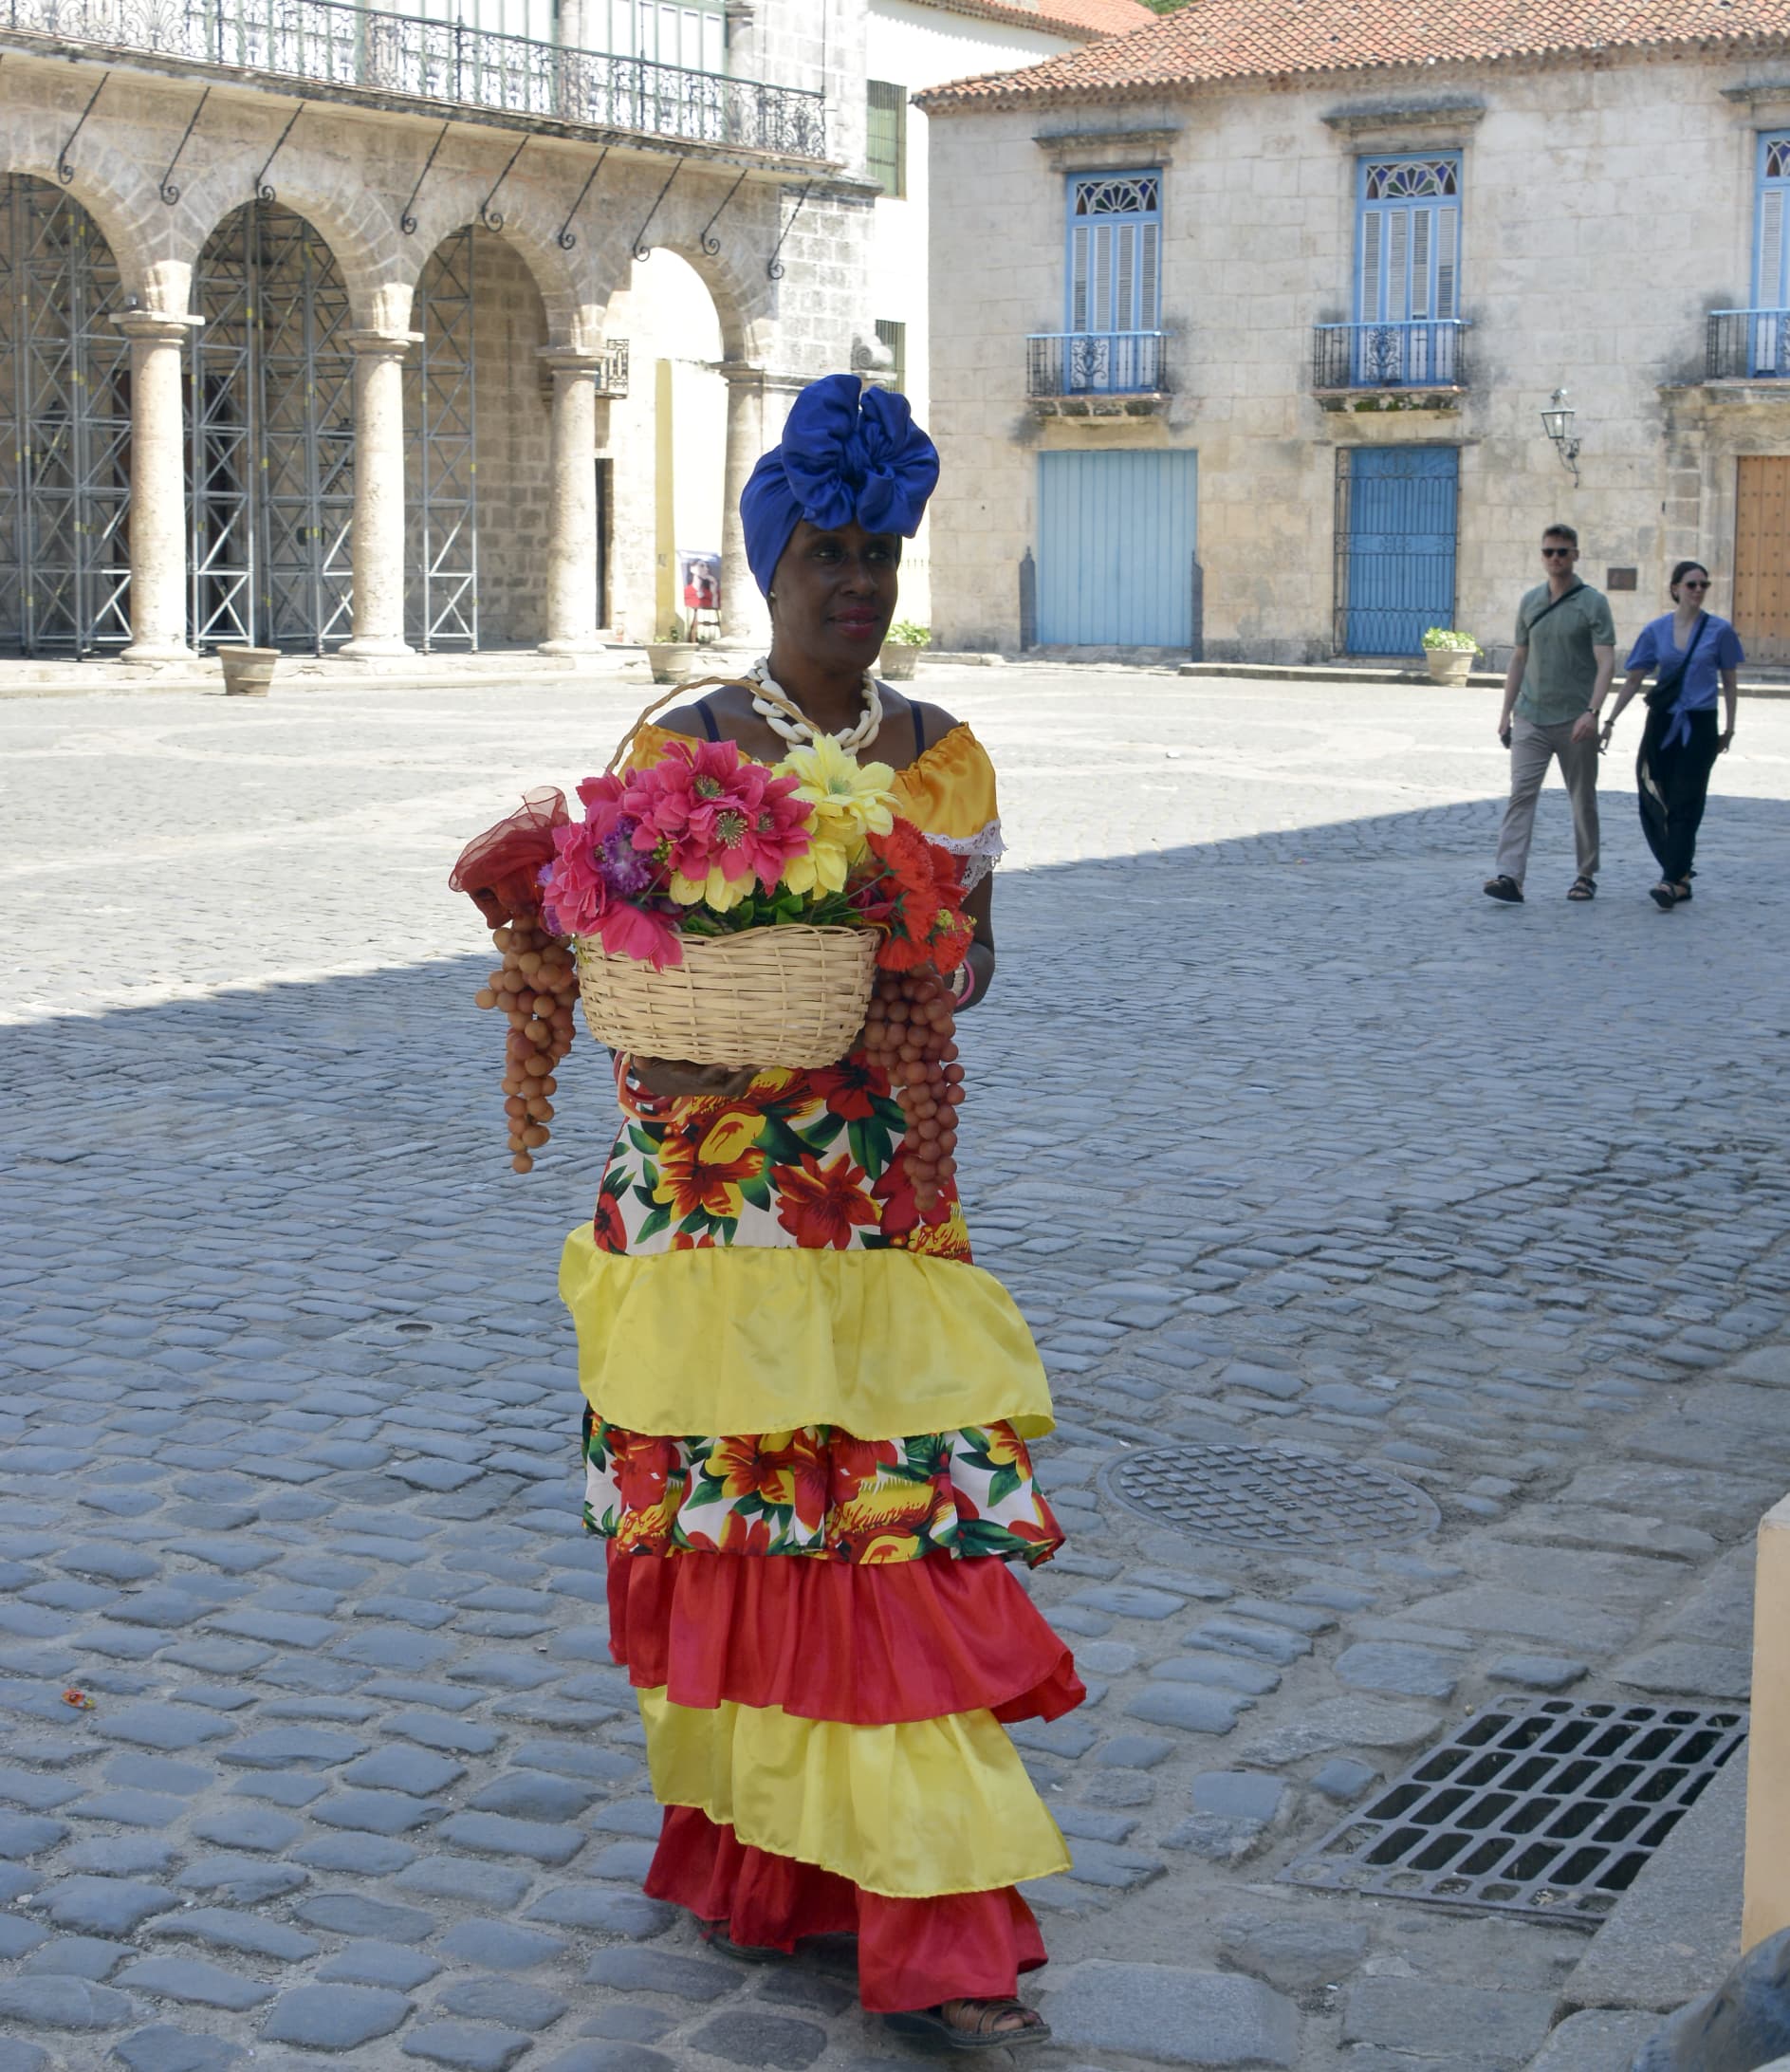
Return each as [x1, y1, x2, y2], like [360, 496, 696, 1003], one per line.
[1514, 582, 1617, 725]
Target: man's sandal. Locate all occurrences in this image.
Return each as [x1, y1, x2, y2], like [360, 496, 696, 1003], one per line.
[884, 2000, 1052, 2052]
[1483, 876, 1523, 903]
[1649, 882, 1679, 911]
[1567, 877, 1596, 900]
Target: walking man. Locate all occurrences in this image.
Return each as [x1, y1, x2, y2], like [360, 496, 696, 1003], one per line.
[1484, 523, 1616, 903]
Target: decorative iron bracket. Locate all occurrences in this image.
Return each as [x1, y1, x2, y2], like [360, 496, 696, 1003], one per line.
[158, 85, 211, 206]
[58, 71, 109, 187]
[766, 178, 812, 281]
[478, 136, 528, 233]
[400, 121, 452, 235]
[699, 167, 747, 257]
[631, 156, 683, 262]
[255, 103, 304, 204]
[556, 145, 609, 252]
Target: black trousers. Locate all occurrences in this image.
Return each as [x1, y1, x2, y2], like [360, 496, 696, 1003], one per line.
[1637, 706, 1720, 884]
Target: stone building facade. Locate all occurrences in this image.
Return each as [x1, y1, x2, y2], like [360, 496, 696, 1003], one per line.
[919, 4, 1790, 666]
[0, 0, 878, 662]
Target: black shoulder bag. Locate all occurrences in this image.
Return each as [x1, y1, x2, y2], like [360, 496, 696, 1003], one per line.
[1644, 613, 1708, 712]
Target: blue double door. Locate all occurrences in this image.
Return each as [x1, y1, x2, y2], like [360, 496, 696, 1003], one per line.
[1037, 450, 1198, 647]
[1339, 445, 1459, 655]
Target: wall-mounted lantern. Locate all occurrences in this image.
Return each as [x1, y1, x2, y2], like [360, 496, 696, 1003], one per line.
[1541, 388, 1581, 487]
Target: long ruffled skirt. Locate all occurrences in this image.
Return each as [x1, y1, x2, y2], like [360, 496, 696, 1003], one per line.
[607, 1546, 1084, 2011]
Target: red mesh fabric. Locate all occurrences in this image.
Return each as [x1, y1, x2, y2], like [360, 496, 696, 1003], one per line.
[646, 1806, 1049, 2013]
[449, 786, 569, 926]
[607, 1545, 1084, 1727]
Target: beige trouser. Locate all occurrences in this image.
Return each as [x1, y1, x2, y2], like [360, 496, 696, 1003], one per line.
[1493, 713, 1600, 886]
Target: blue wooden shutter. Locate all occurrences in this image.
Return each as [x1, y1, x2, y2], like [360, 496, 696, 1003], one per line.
[1759, 135, 1790, 308]
[1066, 172, 1162, 334]
[1356, 156, 1462, 323]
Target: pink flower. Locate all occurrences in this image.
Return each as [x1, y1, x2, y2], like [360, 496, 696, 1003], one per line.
[592, 899, 683, 971]
[540, 822, 612, 937]
[622, 739, 813, 894]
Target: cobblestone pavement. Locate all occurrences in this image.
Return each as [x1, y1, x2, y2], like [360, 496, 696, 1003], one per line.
[4, 669, 1790, 2072]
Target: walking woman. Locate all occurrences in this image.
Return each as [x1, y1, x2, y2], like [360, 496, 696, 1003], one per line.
[1596, 560, 1742, 908]
[560, 376, 1080, 2048]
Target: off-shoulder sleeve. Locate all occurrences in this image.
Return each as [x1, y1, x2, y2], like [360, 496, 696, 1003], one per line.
[893, 724, 1006, 887]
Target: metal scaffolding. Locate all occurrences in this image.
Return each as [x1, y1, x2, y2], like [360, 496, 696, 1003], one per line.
[0, 176, 133, 657]
[406, 228, 478, 651]
[190, 201, 355, 653]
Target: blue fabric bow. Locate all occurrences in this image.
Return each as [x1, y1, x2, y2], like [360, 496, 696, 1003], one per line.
[740, 373, 940, 597]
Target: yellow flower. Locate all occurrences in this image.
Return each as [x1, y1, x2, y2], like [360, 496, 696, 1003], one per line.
[777, 833, 854, 897]
[669, 866, 752, 911]
[774, 737, 897, 860]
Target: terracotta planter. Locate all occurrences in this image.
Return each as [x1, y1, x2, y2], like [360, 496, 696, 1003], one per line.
[220, 646, 279, 696]
[877, 643, 921, 681]
[646, 641, 699, 686]
[1425, 649, 1475, 687]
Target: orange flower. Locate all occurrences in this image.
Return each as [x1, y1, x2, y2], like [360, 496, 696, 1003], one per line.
[976, 1424, 1031, 1473]
[717, 1509, 774, 1557]
[772, 1152, 880, 1249]
[612, 1432, 681, 1514]
[592, 1189, 629, 1255]
[902, 1202, 971, 1261]
[708, 1432, 829, 1530]
[654, 1108, 765, 1221]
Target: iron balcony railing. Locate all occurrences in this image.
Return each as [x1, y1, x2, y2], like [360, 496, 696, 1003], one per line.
[1027, 330, 1167, 399]
[2, 0, 827, 157]
[1707, 307, 1790, 379]
[1314, 319, 1469, 391]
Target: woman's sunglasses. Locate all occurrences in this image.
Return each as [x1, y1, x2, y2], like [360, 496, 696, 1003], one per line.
[1680, 578, 1709, 590]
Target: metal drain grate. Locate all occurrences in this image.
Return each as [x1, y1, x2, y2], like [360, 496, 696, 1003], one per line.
[1282, 1696, 1747, 1924]
[346, 1318, 448, 1346]
[1098, 1439, 1439, 1548]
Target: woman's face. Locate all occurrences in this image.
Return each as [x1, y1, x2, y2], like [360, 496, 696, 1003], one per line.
[769, 519, 900, 671]
[1673, 566, 1710, 603]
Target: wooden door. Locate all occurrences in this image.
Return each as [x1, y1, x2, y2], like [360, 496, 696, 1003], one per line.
[1735, 456, 1790, 664]
[1036, 449, 1197, 648]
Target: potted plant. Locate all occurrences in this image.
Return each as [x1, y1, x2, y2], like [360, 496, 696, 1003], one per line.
[1421, 627, 1480, 686]
[878, 620, 930, 682]
[219, 646, 280, 696]
[645, 615, 701, 685]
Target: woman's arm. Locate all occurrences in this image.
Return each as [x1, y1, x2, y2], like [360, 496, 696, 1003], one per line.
[1720, 669, 1739, 751]
[952, 873, 997, 1012]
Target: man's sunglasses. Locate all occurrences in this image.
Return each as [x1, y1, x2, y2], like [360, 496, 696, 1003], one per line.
[1541, 546, 1574, 558]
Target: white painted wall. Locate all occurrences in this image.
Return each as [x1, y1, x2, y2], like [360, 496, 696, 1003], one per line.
[866, 0, 1083, 629]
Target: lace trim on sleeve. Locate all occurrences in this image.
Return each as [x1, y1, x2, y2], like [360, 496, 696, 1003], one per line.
[930, 819, 1005, 890]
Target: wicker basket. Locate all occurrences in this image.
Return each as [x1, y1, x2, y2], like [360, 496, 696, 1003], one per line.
[572, 681, 880, 1067]
[577, 925, 877, 1067]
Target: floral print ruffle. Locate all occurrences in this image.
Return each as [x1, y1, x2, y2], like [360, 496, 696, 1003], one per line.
[582, 1407, 1065, 1568]
[592, 1055, 970, 1262]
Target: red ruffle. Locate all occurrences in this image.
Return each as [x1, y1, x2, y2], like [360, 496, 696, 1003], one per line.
[646, 1806, 1048, 2014]
[607, 1545, 1084, 1726]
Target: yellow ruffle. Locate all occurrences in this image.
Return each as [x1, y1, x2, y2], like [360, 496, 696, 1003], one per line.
[626, 719, 998, 847]
[560, 1231, 1053, 1441]
[637, 1687, 1071, 1897]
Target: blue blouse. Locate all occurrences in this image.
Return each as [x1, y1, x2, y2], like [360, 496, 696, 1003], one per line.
[1626, 612, 1744, 711]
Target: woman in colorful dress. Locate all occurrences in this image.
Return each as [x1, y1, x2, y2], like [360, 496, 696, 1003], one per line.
[559, 374, 1082, 2050]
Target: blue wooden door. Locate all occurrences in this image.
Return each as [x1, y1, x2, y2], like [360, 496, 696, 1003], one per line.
[1037, 450, 1197, 646]
[1340, 446, 1457, 655]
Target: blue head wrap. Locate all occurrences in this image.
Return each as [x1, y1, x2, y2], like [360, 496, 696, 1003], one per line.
[740, 373, 940, 597]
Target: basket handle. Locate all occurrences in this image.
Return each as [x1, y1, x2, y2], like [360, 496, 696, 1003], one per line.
[603, 674, 816, 775]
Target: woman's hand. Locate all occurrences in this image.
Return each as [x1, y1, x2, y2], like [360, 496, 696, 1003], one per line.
[632, 1057, 759, 1100]
[1719, 728, 1735, 755]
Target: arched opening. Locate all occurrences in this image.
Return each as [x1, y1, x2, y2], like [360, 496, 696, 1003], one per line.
[416, 224, 554, 651]
[189, 202, 355, 652]
[0, 175, 131, 657]
[602, 247, 726, 642]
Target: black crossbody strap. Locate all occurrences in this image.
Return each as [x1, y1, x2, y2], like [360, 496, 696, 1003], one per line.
[1522, 583, 1582, 638]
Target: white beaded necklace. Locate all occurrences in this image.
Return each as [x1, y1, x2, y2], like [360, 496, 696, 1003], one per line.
[747, 657, 883, 752]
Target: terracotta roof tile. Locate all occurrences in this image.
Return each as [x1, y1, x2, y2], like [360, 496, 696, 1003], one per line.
[914, 0, 1156, 43]
[915, 0, 1790, 104]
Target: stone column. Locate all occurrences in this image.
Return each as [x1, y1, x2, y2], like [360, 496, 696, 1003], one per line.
[718, 362, 766, 647]
[116, 309, 203, 663]
[539, 347, 605, 656]
[341, 329, 420, 659]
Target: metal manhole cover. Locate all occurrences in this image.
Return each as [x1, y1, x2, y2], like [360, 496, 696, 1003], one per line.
[1282, 1696, 1746, 1925]
[347, 1319, 448, 1346]
[1098, 1439, 1439, 1548]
